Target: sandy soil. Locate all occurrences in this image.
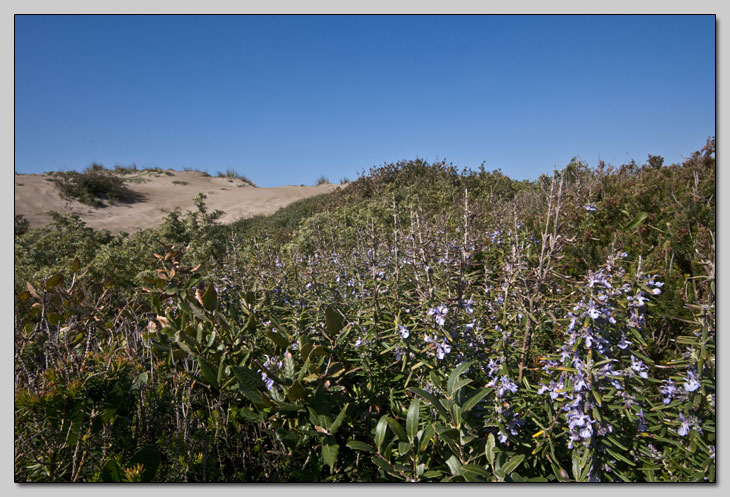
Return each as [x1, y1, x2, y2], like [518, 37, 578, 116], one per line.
[14, 170, 341, 234]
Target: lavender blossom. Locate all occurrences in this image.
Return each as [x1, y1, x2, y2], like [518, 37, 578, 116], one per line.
[427, 304, 449, 326]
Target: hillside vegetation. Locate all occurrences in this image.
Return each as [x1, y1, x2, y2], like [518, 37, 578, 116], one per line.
[14, 139, 715, 482]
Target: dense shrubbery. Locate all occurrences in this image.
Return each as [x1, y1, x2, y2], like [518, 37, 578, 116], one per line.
[15, 139, 715, 482]
[50, 164, 144, 207]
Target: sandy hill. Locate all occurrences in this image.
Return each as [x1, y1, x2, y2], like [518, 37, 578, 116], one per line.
[14, 169, 340, 234]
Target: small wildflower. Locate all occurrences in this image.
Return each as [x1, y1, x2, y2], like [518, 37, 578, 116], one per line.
[436, 339, 452, 360]
[617, 333, 632, 350]
[631, 356, 649, 379]
[497, 376, 518, 397]
[463, 297, 474, 314]
[427, 305, 449, 326]
[678, 413, 690, 436]
[398, 324, 410, 339]
[683, 369, 701, 392]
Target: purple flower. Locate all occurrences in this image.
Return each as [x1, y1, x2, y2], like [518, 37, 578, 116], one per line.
[617, 333, 632, 350]
[584, 204, 597, 211]
[678, 414, 690, 436]
[436, 339, 451, 360]
[631, 356, 649, 379]
[398, 324, 410, 339]
[683, 369, 701, 392]
[587, 303, 601, 320]
[567, 410, 591, 431]
[427, 305, 449, 326]
[463, 297, 474, 314]
[497, 376, 518, 397]
[260, 371, 275, 391]
[573, 372, 588, 392]
[659, 379, 679, 405]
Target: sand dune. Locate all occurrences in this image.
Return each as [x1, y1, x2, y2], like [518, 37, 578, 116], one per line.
[14, 170, 340, 234]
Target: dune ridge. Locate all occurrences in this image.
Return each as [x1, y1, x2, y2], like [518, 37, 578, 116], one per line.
[14, 170, 340, 234]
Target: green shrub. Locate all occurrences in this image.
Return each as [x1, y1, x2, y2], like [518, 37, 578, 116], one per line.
[14, 140, 715, 482]
[50, 168, 142, 207]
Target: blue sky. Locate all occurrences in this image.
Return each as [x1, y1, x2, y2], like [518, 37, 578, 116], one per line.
[15, 15, 715, 187]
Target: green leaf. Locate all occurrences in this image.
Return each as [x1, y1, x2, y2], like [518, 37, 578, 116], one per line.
[452, 403, 462, 428]
[446, 455, 462, 477]
[375, 415, 389, 452]
[461, 464, 489, 482]
[406, 398, 420, 443]
[321, 435, 339, 471]
[266, 330, 289, 350]
[325, 306, 344, 336]
[461, 387, 490, 413]
[236, 407, 262, 423]
[418, 423, 435, 453]
[407, 386, 449, 419]
[371, 456, 399, 477]
[128, 445, 161, 483]
[623, 211, 649, 231]
[282, 352, 296, 379]
[386, 417, 408, 442]
[447, 362, 471, 396]
[216, 353, 227, 385]
[47, 312, 63, 326]
[398, 441, 412, 455]
[233, 366, 264, 390]
[101, 459, 122, 482]
[198, 357, 219, 388]
[551, 462, 571, 482]
[201, 284, 218, 311]
[605, 447, 636, 466]
[346, 440, 374, 453]
[132, 372, 148, 391]
[502, 454, 525, 475]
[329, 403, 349, 435]
[286, 380, 305, 401]
[44, 272, 64, 290]
[485, 433, 496, 467]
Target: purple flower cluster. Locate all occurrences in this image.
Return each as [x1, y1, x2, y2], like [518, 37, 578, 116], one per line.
[538, 253, 666, 454]
[260, 354, 283, 391]
[496, 406, 524, 443]
[678, 413, 703, 437]
[424, 334, 452, 360]
[427, 304, 449, 326]
[487, 375, 518, 398]
[537, 379, 565, 400]
[659, 378, 681, 405]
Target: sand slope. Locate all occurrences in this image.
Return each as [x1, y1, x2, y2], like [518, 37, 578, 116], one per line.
[14, 170, 340, 234]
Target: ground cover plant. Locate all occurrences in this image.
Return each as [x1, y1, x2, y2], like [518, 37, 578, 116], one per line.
[14, 139, 715, 482]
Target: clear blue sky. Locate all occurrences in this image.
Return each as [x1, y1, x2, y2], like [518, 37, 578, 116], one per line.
[15, 15, 715, 187]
